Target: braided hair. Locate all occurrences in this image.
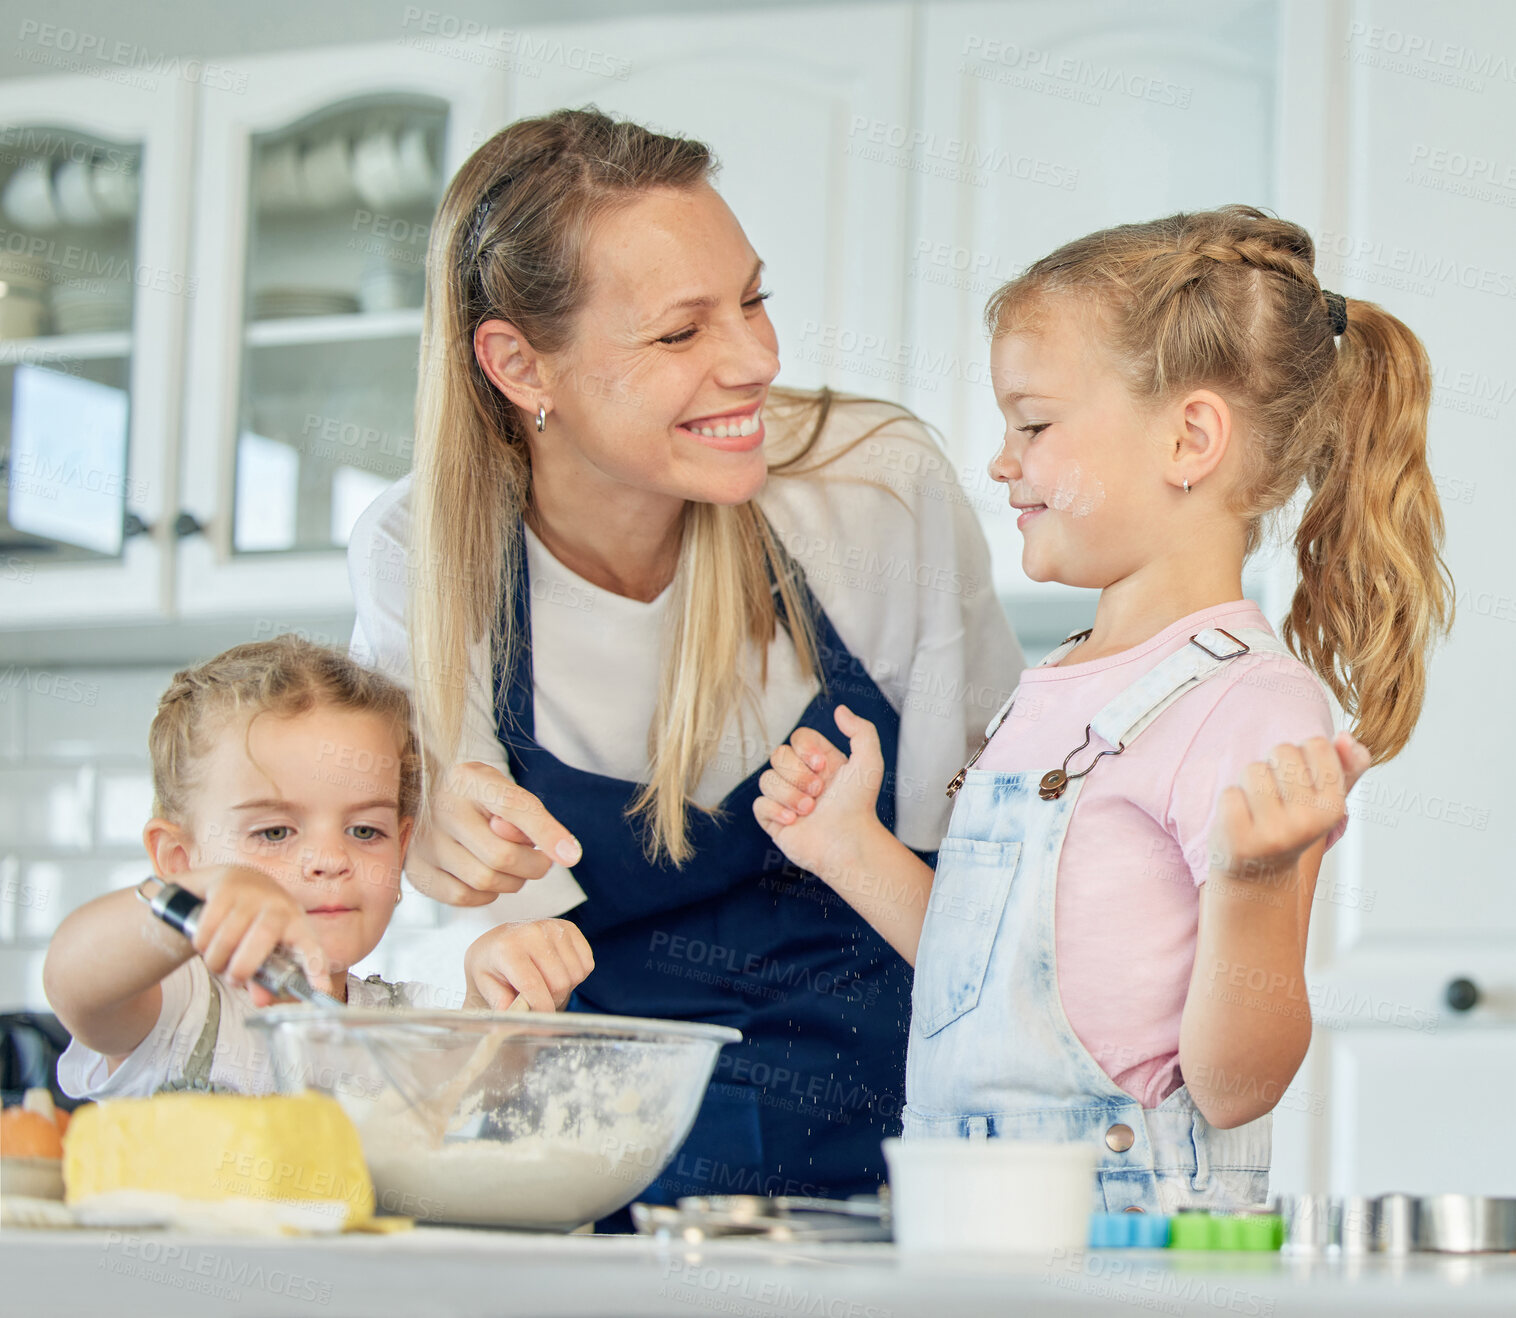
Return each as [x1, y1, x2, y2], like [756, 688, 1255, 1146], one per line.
[985, 204, 1453, 763]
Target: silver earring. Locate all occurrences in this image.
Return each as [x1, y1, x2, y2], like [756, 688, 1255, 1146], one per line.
[535, 403, 547, 433]
[1183, 478, 1191, 494]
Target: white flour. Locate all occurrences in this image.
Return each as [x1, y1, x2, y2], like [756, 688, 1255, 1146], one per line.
[350, 1039, 703, 1230]
[364, 1139, 648, 1229]
[1047, 464, 1105, 517]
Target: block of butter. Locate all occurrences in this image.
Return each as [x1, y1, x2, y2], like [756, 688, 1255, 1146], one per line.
[64, 1091, 375, 1234]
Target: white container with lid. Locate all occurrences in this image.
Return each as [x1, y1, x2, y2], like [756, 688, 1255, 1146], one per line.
[883, 1136, 1097, 1255]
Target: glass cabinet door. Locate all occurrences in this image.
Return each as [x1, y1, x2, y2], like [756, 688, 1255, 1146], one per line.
[0, 74, 191, 626]
[178, 43, 508, 618]
[233, 96, 444, 557]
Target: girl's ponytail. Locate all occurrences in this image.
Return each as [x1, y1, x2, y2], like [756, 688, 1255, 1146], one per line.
[1284, 300, 1455, 763]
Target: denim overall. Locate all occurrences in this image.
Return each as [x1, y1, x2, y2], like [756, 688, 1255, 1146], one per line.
[903, 626, 1286, 1213]
[493, 528, 914, 1226]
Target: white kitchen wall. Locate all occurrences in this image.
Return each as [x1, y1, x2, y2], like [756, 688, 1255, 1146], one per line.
[0, 666, 172, 1008]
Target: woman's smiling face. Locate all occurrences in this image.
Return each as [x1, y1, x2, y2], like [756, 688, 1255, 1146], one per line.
[987, 301, 1171, 589]
[533, 183, 782, 508]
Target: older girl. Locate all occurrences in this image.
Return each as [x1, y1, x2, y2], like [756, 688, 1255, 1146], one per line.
[756, 205, 1453, 1211]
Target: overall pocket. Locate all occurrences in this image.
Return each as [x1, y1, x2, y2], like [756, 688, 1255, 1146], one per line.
[911, 838, 1020, 1037]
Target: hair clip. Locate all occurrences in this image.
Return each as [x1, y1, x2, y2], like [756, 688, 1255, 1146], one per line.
[459, 172, 515, 273]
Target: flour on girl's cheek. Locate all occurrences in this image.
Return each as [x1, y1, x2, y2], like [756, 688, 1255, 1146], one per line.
[1047, 464, 1106, 517]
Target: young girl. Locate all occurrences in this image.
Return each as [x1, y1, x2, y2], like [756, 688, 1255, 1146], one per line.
[755, 205, 1453, 1212]
[44, 636, 592, 1099]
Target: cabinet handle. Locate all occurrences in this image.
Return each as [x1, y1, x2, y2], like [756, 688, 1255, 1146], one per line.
[1445, 978, 1480, 1013]
[123, 512, 151, 539]
[173, 512, 205, 539]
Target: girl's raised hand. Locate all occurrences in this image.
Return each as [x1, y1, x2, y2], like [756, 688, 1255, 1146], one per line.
[1208, 732, 1373, 884]
[754, 704, 887, 880]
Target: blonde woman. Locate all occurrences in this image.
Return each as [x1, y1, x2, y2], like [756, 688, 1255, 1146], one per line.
[347, 109, 1020, 1219]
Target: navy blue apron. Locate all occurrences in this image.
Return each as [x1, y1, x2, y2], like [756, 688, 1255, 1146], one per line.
[493, 527, 913, 1224]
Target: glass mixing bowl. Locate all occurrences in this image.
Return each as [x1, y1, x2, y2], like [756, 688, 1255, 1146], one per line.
[251, 1008, 740, 1230]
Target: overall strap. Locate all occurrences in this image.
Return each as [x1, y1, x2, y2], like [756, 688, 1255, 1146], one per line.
[156, 972, 224, 1094]
[1088, 626, 1290, 751]
[361, 972, 408, 1008]
[970, 625, 1092, 741]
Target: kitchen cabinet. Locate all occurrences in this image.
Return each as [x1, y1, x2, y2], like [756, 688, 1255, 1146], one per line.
[0, 71, 193, 625]
[177, 42, 508, 617]
[903, 0, 1279, 612]
[1261, 0, 1516, 1200]
[0, 41, 508, 628]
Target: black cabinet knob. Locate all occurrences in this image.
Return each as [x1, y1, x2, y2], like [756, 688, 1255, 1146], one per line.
[1445, 978, 1480, 1012]
[173, 511, 205, 539]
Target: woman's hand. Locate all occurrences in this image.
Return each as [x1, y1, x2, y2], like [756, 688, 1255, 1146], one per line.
[405, 761, 583, 907]
[1208, 732, 1372, 885]
[180, 865, 333, 1004]
[463, 919, 595, 1011]
[753, 705, 888, 881]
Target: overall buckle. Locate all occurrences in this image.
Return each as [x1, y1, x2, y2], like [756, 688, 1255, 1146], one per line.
[1189, 628, 1250, 661]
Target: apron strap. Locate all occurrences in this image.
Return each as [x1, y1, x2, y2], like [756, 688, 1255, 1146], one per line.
[495, 512, 829, 749]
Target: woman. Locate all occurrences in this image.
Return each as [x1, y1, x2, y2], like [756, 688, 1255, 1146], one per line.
[348, 108, 1021, 1214]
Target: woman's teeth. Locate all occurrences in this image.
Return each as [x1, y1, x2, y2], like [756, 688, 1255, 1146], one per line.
[688, 413, 760, 439]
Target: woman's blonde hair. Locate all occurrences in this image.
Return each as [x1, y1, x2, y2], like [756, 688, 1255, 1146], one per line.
[985, 204, 1454, 763]
[411, 107, 890, 864]
[149, 635, 421, 825]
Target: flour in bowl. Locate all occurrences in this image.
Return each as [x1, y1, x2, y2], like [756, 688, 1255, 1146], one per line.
[352, 1040, 704, 1229]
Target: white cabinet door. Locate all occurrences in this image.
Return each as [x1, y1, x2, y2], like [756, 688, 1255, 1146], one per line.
[176, 40, 509, 619]
[906, 0, 1278, 614]
[506, 3, 915, 404]
[0, 72, 193, 626]
[1275, 0, 1516, 1198]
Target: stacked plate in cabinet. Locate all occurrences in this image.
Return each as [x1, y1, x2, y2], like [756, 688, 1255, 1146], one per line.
[250, 287, 360, 320]
[0, 251, 48, 338]
[50, 277, 132, 334]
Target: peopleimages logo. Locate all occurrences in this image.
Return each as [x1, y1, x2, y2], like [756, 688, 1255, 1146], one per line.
[958, 35, 1194, 109]
[845, 116, 1079, 191]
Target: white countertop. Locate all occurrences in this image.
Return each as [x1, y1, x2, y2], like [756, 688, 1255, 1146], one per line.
[7, 1225, 1516, 1317]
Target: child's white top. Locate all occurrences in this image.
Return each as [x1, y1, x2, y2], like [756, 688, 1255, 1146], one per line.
[975, 600, 1346, 1108]
[57, 958, 441, 1100]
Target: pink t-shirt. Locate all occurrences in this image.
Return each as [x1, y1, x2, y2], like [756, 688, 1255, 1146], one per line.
[974, 601, 1344, 1108]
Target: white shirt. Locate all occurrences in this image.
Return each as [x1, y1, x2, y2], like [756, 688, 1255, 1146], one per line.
[346, 398, 1024, 992]
[57, 959, 442, 1100]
